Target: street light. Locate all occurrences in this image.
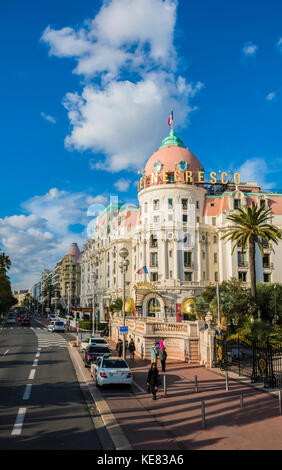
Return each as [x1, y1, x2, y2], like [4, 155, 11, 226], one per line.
[119, 247, 129, 360]
[91, 273, 98, 336]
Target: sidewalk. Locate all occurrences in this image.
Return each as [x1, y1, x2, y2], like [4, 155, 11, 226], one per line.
[40, 322, 282, 450]
[100, 338, 282, 450]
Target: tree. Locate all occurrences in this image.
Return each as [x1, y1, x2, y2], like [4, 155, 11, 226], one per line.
[41, 284, 55, 310]
[0, 251, 16, 315]
[0, 251, 11, 272]
[221, 202, 282, 301]
[193, 278, 255, 332]
[109, 297, 123, 315]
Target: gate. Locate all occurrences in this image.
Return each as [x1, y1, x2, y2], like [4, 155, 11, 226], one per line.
[214, 334, 278, 388]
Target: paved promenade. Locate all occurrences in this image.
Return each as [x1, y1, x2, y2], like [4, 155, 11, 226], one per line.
[102, 338, 282, 450]
[39, 319, 282, 450]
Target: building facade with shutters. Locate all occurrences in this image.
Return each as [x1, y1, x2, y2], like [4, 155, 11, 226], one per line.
[80, 128, 282, 322]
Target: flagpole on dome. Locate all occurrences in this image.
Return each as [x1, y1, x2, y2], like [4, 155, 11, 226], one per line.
[168, 109, 174, 131]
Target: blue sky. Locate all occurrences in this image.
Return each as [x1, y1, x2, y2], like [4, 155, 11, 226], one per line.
[1, 0, 282, 289]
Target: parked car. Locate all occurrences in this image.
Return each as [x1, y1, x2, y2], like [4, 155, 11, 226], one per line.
[90, 356, 132, 388]
[47, 321, 65, 333]
[6, 317, 16, 326]
[83, 344, 111, 368]
[80, 336, 109, 352]
[22, 318, 31, 327]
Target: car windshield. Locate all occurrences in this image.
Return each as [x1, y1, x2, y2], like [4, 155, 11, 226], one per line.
[88, 346, 110, 353]
[102, 359, 128, 369]
[55, 322, 64, 326]
[91, 339, 106, 343]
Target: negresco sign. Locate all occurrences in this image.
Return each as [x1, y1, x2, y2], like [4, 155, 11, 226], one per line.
[138, 169, 241, 192]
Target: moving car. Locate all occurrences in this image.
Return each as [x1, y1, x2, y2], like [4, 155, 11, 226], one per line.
[6, 317, 16, 326]
[90, 356, 132, 388]
[47, 320, 65, 333]
[22, 318, 31, 327]
[80, 336, 109, 352]
[83, 344, 111, 368]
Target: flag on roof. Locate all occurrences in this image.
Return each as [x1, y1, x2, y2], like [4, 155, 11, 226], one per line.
[168, 110, 173, 127]
[136, 266, 148, 275]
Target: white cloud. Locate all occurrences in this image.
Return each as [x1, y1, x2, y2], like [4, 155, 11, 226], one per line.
[266, 91, 276, 101]
[63, 72, 203, 172]
[0, 188, 108, 289]
[41, 0, 204, 172]
[114, 178, 131, 192]
[238, 158, 275, 190]
[242, 42, 258, 56]
[41, 112, 56, 124]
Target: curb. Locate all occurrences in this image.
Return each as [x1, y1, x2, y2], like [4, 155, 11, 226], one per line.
[68, 344, 133, 450]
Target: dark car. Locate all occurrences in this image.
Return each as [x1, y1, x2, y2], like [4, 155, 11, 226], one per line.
[83, 344, 111, 368]
[22, 318, 31, 327]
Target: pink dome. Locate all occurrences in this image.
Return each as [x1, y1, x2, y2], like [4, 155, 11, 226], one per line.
[67, 243, 81, 263]
[145, 145, 202, 177]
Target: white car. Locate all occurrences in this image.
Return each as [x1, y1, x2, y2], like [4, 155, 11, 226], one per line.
[47, 320, 65, 332]
[6, 317, 16, 326]
[80, 336, 109, 352]
[90, 356, 133, 388]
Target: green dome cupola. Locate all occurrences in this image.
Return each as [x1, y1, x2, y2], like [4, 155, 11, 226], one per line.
[159, 129, 186, 149]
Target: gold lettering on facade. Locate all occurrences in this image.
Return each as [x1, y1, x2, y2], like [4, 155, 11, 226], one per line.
[221, 172, 228, 184]
[185, 171, 193, 183]
[210, 172, 217, 184]
[162, 171, 169, 183]
[174, 170, 181, 182]
[198, 171, 204, 183]
[233, 172, 240, 184]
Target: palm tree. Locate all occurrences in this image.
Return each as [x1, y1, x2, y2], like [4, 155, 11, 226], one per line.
[109, 297, 123, 315]
[0, 251, 11, 272]
[222, 202, 282, 301]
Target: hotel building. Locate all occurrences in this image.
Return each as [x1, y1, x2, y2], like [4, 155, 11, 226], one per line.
[80, 128, 282, 322]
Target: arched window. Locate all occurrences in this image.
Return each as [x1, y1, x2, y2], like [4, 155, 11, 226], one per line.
[148, 298, 161, 317]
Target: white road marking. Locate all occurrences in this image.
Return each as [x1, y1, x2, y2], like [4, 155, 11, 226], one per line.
[11, 408, 26, 436]
[133, 380, 146, 393]
[3, 350, 9, 356]
[23, 384, 32, 400]
[32, 359, 38, 367]
[28, 369, 36, 380]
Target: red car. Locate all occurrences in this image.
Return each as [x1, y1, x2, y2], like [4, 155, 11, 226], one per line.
[22, 318, 31, 326]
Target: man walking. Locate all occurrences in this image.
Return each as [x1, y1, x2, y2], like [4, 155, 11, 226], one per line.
[128, 338, 136, 361]
[159, 346, 167, 372]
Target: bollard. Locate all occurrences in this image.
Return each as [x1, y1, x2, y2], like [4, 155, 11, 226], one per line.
[201, 401, 206, 429]
[240, 394, 243, 409]
[163, 374, 167, 397]
[279, 390, 282, 415]
[225, 370, 229, 391]
[195, 375, 198, 393]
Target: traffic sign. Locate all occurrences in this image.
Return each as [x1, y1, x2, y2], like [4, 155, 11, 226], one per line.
[120, 326, 128, 334]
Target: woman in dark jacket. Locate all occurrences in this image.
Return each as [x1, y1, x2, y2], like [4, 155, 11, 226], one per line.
[146, 362, 160, 400]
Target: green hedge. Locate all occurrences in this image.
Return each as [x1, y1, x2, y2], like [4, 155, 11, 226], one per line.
[78, 321, 108, 331]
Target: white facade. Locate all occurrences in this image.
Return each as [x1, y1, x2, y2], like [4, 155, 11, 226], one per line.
[80, 130, 282, 321]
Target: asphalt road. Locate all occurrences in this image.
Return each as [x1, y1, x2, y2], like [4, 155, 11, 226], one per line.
[0, 318, 102, 450]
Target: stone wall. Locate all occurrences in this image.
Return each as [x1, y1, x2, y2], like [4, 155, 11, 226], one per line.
[110, 316, 216, 366]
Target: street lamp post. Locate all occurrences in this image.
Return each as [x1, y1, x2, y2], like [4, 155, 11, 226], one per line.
[119, 247, 129, 360]
[91, 273, 98, 336]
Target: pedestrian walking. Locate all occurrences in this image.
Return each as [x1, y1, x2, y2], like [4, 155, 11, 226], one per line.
[116, 339, 123, 357]
[159, 346, 167, 372]
[128, 338, 136, 360]
[146, 362, 161, 400]
[159, 338, 164, 352]
[150, 342, 158, 364]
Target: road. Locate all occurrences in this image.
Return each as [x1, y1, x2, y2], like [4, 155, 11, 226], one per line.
[0, 318, 102, 450]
